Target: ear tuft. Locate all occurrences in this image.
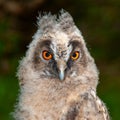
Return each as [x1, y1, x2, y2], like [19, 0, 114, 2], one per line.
[58, 9, 75, 32]
[36, 10, 75, 33]
[37, 12, 57, 32]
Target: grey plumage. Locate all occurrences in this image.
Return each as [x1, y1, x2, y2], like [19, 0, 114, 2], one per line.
[13, 10, 110, 120]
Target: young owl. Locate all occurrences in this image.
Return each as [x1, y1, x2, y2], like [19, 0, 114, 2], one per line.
[13, 10, 110, 120]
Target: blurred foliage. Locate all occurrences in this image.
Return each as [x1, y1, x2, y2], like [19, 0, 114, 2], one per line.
[0, 0, 120, 120]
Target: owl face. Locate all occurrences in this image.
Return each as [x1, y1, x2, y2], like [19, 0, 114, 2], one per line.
[18, 10, 98, 89]
[33, 31, 87, 81]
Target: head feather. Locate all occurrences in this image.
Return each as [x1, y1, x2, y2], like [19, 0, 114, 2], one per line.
[37, 9, 75, 34]
[58, 9, 75, 33]
[37, 12, 57, 33]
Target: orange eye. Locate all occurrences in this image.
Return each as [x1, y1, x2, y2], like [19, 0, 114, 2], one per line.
[71, 51, 80, 60]
[42, 50, 52, 60]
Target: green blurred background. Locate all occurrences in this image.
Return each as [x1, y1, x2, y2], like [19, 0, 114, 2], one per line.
[0, 0, 120, 120]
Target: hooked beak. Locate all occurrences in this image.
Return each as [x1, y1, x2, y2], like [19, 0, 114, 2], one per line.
[57, 60, 67, 81]
[59, 68, 65, 81]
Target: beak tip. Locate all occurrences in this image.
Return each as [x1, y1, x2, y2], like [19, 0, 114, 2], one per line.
[59, 70, 65, 81]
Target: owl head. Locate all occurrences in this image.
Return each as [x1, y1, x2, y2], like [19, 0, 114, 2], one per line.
[18, 10, 98, 89]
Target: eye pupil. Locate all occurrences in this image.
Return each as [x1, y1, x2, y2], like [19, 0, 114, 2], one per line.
[72, 53, 77, 57]
[45, 52, 50, 57]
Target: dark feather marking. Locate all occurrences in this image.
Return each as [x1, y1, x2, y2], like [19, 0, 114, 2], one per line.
[33, 40, 52, 63]
[68, 40, 87, 67]
[61, 92, 90, 120]
[65, 105, 79, 120]
[57, 50, 67, 58]
[39, 40, 51, 47]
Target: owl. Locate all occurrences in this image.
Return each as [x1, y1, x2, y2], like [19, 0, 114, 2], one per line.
[13, 10, 110, 120]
